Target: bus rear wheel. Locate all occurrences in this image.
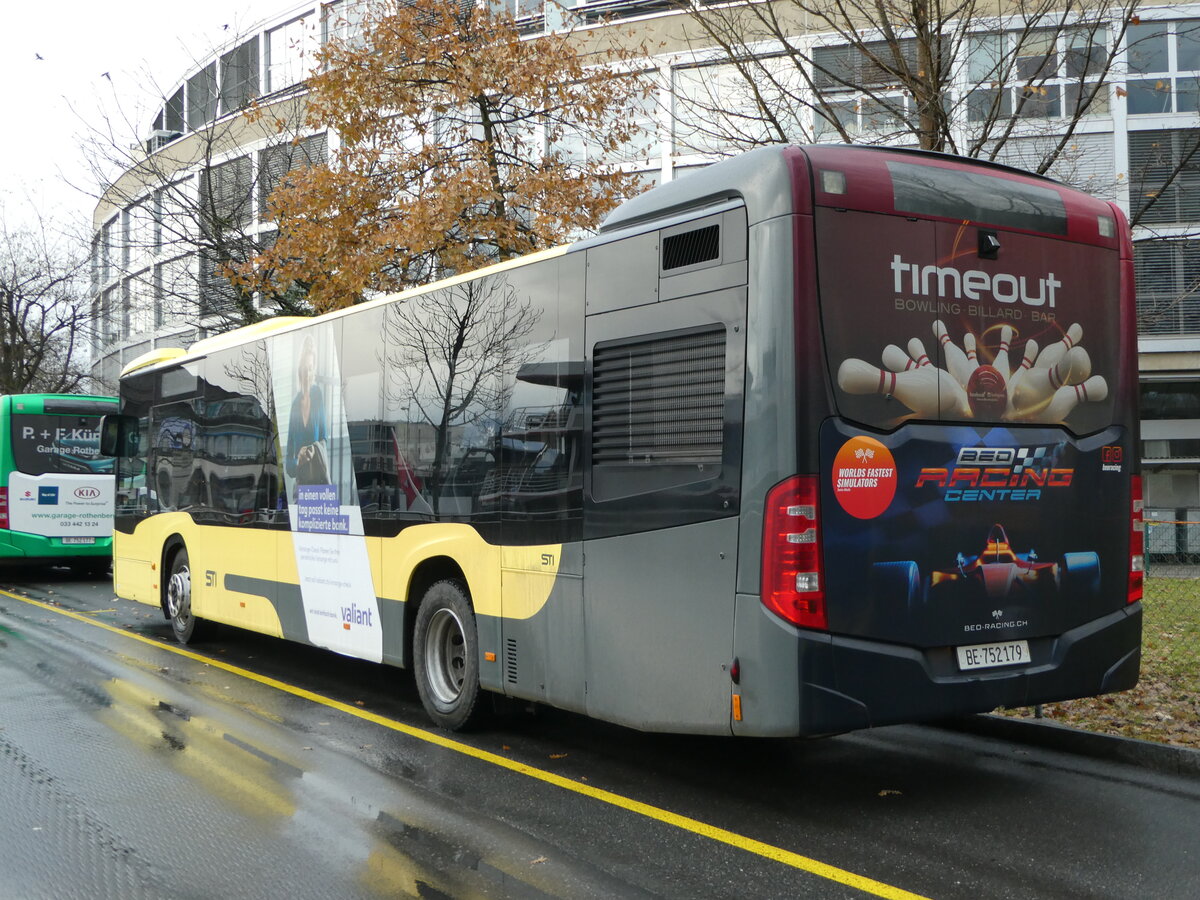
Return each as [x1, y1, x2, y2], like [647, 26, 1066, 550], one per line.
[412, 580, 487, 731]
[165, 548, 208, 644]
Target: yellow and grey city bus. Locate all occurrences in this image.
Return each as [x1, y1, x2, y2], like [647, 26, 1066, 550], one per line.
[101, 145, 1143, 734]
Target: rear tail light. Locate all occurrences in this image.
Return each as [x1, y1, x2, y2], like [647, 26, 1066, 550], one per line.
[1129, 474, 1144, 604]
[762, 475, 827, 630]
[0, 486, 8, 530]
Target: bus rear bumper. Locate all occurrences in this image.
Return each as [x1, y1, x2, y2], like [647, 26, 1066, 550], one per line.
[796, 603, 1142, 736]
[0, 532, 113, 564]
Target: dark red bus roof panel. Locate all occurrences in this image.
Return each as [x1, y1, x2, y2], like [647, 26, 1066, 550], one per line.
[796, 144, 1120, 249]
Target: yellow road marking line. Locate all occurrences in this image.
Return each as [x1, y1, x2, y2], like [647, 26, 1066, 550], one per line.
[2, 589, 928, 900]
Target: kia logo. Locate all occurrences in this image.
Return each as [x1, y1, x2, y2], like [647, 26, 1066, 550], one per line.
[74, 487, 101, 499]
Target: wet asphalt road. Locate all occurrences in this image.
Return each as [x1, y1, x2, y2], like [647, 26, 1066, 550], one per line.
[0, 569, 1197, 900]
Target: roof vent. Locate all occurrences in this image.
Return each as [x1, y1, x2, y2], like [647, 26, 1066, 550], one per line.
[662, 224, 720, 271]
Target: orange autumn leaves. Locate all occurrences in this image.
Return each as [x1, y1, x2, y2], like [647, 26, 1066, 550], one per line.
[235, 0, 651, 312]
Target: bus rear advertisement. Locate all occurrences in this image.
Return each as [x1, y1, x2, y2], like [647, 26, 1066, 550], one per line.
[1, 393, 117, 573]
[102, 145, 1142, 737]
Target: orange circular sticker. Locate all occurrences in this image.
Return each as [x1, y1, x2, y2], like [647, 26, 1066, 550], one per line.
[832, 436, 898, 519]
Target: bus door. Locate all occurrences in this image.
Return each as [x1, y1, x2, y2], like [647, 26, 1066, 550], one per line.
[580, 207, 748, 732]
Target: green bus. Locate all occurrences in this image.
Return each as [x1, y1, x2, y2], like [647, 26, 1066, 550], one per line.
[0, 393, 117, 574]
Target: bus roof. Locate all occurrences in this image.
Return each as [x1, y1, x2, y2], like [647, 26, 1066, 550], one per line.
[123, 245, 571, 377]
[600, 143, 1118, 247]
[3, 394, 117, 414]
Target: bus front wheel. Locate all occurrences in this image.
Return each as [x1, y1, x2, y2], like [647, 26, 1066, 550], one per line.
[165, 548, 208, 644]
[412, 580, 487, 731]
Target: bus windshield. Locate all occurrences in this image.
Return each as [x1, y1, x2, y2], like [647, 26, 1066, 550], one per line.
[11, 413, 112, 475]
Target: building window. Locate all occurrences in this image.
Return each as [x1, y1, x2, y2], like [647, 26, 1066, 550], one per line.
[187, 63, 218, 131]
[120, 210, 131, 268]
[220, 38, 260, 114]
[1128, 129, 1200, 226]
[967, 26, 1109, 121]
[1141, 380, 1200, 419]
[200, 156, 254, 235]
[100, 218, 115, 286]
[120, 280, 132, 341]
[157, 255, 195, 326]
[1134, 237, 1200, 336]
[808, 39, 922, 136]
[322, 0, 369, 46]
[164, 86, 185, 134]
[259, 134, 327, 215]
[129, 272, 154, 337]
[101, 287, 117, 345]
[673, 62, 804, 154]
[1127, 20, 1200, 115]
[267, 16, 316, 93]
[199, 250, 242, 318]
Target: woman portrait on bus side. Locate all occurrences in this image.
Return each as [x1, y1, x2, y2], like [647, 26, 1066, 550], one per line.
[285, 334, 330, 486]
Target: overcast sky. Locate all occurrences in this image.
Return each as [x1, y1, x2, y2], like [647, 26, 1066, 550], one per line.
[0, 1, 289, 237]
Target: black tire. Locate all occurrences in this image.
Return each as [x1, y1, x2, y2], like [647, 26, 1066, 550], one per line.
[412, 580, 487, 731]
[164, 547, 209, 643]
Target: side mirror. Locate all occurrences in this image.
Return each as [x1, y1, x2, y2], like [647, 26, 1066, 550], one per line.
[99, 414, 139, 458]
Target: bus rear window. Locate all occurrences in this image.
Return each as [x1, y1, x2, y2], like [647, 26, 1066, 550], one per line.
[11, 414, 112, 475]
[888, 161, 1067, 235]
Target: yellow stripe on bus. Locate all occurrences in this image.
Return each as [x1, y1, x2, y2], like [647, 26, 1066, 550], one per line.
[2, 589, 928, 900]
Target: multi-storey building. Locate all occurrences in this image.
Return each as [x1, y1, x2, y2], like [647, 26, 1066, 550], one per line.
[90, 0, 1200, 538]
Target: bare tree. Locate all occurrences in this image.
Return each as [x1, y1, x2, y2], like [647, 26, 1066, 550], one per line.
[382, 274, 542, 506]
[0, 210, 94, 394]
[673, 0, 1139, 182]
[77, 28, 323, 337]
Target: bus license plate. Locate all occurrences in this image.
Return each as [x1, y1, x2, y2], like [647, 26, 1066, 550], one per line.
[61, 537, 96, 545]
[956, 640, 1030, 671]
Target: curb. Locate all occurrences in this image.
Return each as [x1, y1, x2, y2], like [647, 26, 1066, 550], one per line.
[942, 713, 1200, 778]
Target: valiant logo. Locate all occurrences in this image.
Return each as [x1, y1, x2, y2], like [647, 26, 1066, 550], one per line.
[891, 254, 1061, 308]
[340, 603, 374, 630]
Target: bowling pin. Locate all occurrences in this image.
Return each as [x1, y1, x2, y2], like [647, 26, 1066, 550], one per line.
[1033, 323, 1083, 370]
[993, 325, 1014, 383]
[1011, 346, 1092, 413]
[1029, 375, 1109, 423]
[882, 344, 918, 372]
[1005, 339, 1039, 416]
[963, 333, 980, 371]
[837, 358, 970, 418]
[907, 337, 932, 368]
[933, 320, 974, 389]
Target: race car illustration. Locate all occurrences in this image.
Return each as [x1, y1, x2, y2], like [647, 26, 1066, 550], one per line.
[870, 523, 1101, 608]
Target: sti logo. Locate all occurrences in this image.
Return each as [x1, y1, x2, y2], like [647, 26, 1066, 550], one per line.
[38, 486, 60, 505]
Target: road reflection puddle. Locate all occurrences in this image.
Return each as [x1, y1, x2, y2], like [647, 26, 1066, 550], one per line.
[97, 678, 299, 819]
[92, 676, 599, 898]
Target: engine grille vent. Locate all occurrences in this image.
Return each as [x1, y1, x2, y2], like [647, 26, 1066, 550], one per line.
[592, 327, 726, 466]
[505, 638, 518, 684]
